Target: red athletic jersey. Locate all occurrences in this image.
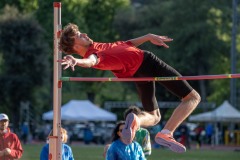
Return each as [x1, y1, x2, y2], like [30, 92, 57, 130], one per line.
[84, 41, 144, 78]
[0, 128, 23, 160]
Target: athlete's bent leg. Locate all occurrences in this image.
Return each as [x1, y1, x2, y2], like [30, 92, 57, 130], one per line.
[163, 89, 201, 132]
[138, 109, 160, 127]
[155, 89, 201, 153]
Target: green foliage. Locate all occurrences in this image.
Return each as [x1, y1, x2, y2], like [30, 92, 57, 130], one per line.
[0, 6, 50, 127]
[83, 0, 129, 41]
[0, 0, 38, 13]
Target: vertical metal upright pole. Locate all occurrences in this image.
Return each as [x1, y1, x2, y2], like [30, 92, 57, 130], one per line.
[230, 0, 237, 108]
[50, 2, 62, 160]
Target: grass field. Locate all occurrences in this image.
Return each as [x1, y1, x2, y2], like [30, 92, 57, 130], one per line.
[22, 143, 240, 160]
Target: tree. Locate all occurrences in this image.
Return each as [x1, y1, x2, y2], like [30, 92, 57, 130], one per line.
[0, 0, 38, 13]
[0, 6, 50, 130]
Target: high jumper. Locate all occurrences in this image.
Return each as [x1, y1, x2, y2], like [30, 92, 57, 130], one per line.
[58, 23, 201, 153]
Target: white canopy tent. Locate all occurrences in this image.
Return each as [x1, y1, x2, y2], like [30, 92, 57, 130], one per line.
[189, 100, 240, 122]
[189, 100, 240, 145]
[42, 100, 117, 121]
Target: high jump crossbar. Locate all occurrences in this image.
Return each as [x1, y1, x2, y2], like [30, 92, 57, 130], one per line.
[61, 73, 240, 82]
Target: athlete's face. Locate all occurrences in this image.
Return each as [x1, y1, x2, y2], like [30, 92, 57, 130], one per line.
[74, 31, 93, 47]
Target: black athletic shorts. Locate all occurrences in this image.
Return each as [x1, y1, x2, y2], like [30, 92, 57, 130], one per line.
[133, 50, 193, 112]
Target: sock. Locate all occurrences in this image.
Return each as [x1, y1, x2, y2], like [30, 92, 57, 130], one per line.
[161, 129, 171, 134]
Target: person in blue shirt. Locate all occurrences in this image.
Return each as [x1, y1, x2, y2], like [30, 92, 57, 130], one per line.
[205, 123, 214, 145]
[21, 122, 29, 144]
[106, 121, 145, 160]
[40, 127, 74, 160]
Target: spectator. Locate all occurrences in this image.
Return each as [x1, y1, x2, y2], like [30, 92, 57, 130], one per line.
[103, 143, 111, 158]
[83, 124, 93, 145]
[205, 123, 214, 145]
[149, 123, 162, 149]
[103, 128, 150, 159]
[194, 124, 204, 148]
[106, 121, 145, 160]
[40, 127, 74, 160]
[124, 106, 152, 157]
[135, 128, 151, 157]
[178, 122, 190, 149]
[21, 122, 29, 144]
[0, 113, 23, 160]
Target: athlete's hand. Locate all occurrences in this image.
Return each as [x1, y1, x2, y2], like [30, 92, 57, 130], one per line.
[3, 148, 11, 155]
[58, 55, 77, 71]
[149, 34, 173, 48]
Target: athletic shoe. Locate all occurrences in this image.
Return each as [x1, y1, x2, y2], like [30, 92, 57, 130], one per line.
[122, 113, 140, 144]
[155, 132, 186, 153]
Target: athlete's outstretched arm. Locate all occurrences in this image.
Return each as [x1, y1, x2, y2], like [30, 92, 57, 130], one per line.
[58, 54, 97, 71]
[128, 33, 173, 48]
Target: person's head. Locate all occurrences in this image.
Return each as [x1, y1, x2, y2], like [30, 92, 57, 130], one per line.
[0, 113, 9, 131]
[111, 121, 125, 142]
[123, 106, 142, 120]
[103, 143, 111, 158]
[48, 127, 68, 143]
[59, 23, 93, 54]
